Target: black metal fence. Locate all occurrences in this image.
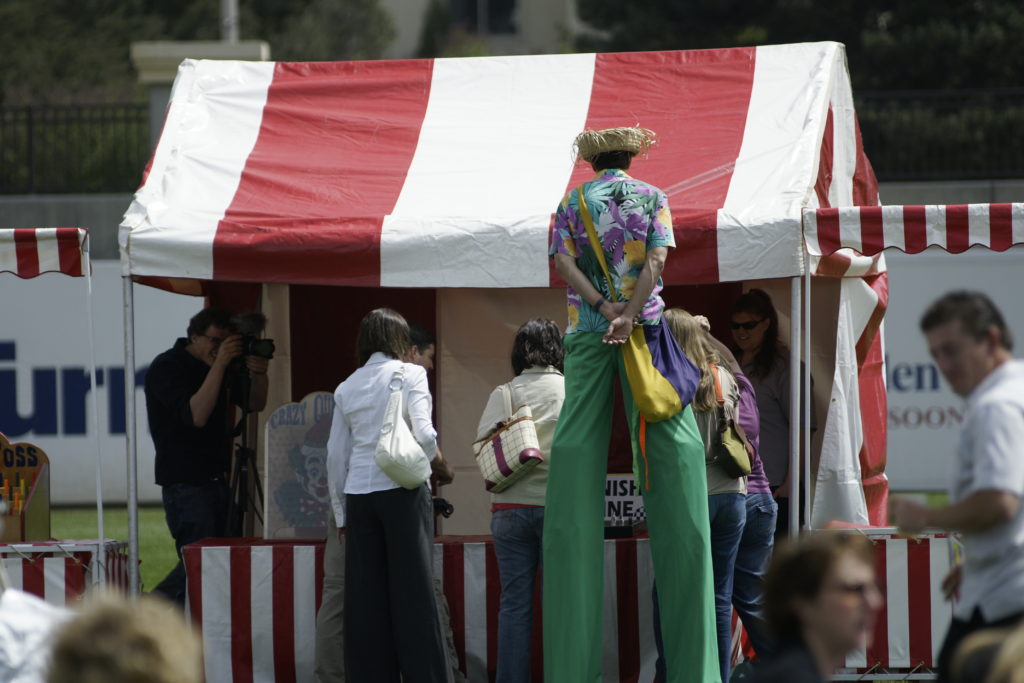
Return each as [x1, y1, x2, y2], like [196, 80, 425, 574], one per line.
[0, 104, 149, 194]
[855, 88, 1024, 181]
[1, 91, 1023, 193]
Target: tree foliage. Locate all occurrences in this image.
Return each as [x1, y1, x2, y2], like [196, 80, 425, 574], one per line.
[0, 0, 395, 104]
[575, 0, 1024, 90]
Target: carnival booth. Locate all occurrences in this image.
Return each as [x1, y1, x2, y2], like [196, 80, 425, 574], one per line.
[120, 42, 907, 681]
[0, 228, 130, 603]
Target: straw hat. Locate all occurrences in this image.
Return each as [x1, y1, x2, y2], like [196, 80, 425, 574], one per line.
[573, 126, 657, 162]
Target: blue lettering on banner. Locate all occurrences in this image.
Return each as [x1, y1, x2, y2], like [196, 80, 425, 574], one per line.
[0, 341, 148, 438]
[885, 354, 941, 393]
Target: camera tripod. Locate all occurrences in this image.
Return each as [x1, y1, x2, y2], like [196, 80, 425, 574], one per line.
[224, 373, 265, 536]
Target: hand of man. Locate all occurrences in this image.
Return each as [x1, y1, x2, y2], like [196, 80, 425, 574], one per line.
[773, 477, 791, 500]
[213, 334, 244, 370]
[431, 449, 455, 485]
[890, 497, 932, 534]
[246, 355, 270, 375]
[941, 562, 962, 602]
[598, 300, 628, 322]
[603, 316, 635, 344]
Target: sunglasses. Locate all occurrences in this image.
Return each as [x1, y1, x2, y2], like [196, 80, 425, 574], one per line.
[730, 319, 764, 331]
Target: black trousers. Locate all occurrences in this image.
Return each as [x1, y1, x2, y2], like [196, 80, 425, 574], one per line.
[344, 485, 451, 683]
[153, 479, 229, 604]
[936, 606, 1024, 683]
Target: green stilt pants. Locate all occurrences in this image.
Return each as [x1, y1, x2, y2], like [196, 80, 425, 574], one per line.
[542, 331, 720, 683]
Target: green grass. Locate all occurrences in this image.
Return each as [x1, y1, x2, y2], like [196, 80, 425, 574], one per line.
[51, 504, 176, 593]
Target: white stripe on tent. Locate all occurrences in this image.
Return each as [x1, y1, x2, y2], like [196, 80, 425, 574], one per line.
[382, 53, 595, 288]
[43, 558, 67, 607]
[201, 546, 234, 683]
[3, 559, 22, 593]
[828, 50, 857, 209]
[121, 59, 275, 280]
[968, 203, 990, 247]
[838, 205, 863, 254]
[293, 545, 318, 683]
[464, 542, 488, 682]
[930, 537, 952, 664]
[886, 538, 911, 669]
[251, 546, 275, 680]
[602, 540, 619, 682]
[717, 43, 839, 283]
[881, 204, 905, 252]
[1014, 204, 1024, 244]
[924, 205, 947, 250]
[35, 228, 69, 274]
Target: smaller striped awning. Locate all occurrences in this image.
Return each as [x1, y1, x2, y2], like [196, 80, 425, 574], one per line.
[0, 228, 88, 278]
[804, 204, 1024, 257]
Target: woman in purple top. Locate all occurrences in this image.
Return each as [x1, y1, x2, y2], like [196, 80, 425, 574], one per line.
[703, 321, 778, 663]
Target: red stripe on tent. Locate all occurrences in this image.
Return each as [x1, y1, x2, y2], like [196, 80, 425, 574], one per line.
[484, 542, 500, 677]
[22, 558, 44, 598]
[860, 207, 884, 256]
[564, 48, 756, 284]
[907, 538, 933, 668]
[851, 114, 879, 208]
[815, 208, 842, 256]
[13, 229, 40, 278]
[989, 203, 1014, 252]
[56, 228, 83, 276]
[231, 546, 254, 683]
[816, 251, 853, 277]
[443, 542, 467, 674]
[65, 556, 85, 603]
[184, 545, 204, 626]
[858, 273, 889, 526]
[945, 205, 970, 253]
[615, 538, 640, 682]
[903, 205, 928, 254]
[868, 541, 889, 669]
[314, 542, 325, 612]
[214, 60, 434, 286]
[273, 546, 296, 683]
[814, 106, 834, 208]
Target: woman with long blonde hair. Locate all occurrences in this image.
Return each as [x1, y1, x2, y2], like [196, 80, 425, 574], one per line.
[663, 308, 749, 682]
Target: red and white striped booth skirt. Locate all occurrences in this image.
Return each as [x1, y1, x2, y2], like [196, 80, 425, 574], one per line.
[0, 540, 130, 606]
[183, 531, 952, 683]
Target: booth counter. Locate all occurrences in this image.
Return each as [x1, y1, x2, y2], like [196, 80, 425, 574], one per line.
[183, 530, 951, 683]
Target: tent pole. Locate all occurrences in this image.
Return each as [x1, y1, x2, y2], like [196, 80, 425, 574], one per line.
[123, 276, 140, 595]
[789, 277, 801, 537]
[84, 233, 106, 585]
[803, 256, 812, 531]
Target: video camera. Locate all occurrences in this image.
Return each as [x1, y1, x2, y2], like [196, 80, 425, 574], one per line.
[231, 312, 276, 360]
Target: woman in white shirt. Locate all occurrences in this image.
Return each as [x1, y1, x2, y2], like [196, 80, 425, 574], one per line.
[326, 308, 451, 682]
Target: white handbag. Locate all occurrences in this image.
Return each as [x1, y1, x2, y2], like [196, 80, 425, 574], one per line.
[374, 365, 432, 489]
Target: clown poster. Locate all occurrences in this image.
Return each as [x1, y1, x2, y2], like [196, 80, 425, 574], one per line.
[264, 392, 334, 539]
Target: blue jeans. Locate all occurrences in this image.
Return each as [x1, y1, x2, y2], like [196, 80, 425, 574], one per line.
[154, 479, 229, 604]
[708, 493, 746, 683]
[733, 492, 778, 661]
[492, 506, 544, 683]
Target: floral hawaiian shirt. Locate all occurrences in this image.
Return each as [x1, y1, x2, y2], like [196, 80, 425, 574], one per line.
[549, 169, 675, 334]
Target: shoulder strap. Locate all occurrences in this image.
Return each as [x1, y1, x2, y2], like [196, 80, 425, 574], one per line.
[501, 382, 514, 419]
[710, 363, 726, 407]
[577, 185, 620, 304]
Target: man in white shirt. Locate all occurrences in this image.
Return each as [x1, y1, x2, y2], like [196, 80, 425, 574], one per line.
[891, 291, 1024, 683]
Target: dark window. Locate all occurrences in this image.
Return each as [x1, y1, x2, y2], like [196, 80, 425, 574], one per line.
[450, 0, 516, 35]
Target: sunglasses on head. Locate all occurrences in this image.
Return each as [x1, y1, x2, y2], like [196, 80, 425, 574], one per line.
[730, 319, 764, 331]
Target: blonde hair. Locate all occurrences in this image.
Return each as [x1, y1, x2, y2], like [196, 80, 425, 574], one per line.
[663, 308, 719, 412]
[982, 622, 1024, 683]
[47, 592, 202, 683]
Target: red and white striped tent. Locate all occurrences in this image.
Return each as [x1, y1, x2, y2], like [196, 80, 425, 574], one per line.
[119, 41, 888, 543]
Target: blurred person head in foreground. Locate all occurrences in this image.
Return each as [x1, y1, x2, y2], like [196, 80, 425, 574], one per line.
[750, 532, 882, 683]
[47, 592, 201, 683]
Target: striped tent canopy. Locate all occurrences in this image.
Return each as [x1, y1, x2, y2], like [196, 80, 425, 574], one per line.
[120, 41, 878, 290]
[805, 203, 1024, 256]
[0, 228, 88, 278]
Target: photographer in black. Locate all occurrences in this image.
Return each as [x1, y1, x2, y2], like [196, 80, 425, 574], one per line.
[144, 307, 271, 604]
